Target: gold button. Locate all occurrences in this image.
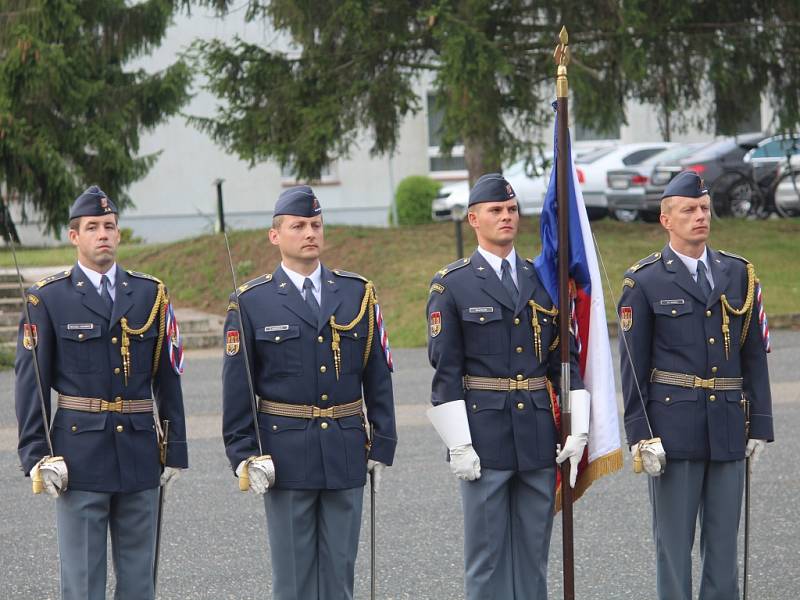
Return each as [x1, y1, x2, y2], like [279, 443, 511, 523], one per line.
[517, 402, 525, 410]
[515, 346, 523, 354]
[709, 395, 716, 402]
[706, 310, 712, 317]
[472, 404, 477, 410]
[114, 396, 121, 402]
[318, 336, 324, 343]
[543, 318, 548, 323]
[671, 309, 677, 315]
[709, 337, 715, 344]
[114, 368, 120, 375]
[321, 394, 328, 401]
[665, 396, 670, 402]
[71, 425, 77, 432]
[272, 425, 278, 431]
[320, 422, 329, 430]
[514, 318, 520, 325]
[320, 365, 327, 373]
[711, 366, 718, 374]
[353, 332, 358, 338]
[139, 334, 144, 339]
[115, 425, 124, 433]
[111, 337, 118, 344]
[78, 333, 84, 340]
[479, 316, 485, 322]
[275, 336, 281, 341]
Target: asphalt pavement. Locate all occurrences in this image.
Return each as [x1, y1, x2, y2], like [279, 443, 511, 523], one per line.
[1, 331, 798, 599]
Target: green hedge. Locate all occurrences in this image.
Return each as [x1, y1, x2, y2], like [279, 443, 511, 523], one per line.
[395, 176, 441, 226]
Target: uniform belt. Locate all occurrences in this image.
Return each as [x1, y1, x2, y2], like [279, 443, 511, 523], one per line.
[57, 394, 153, 413]
[258, 398, 363, 419]
[463, 375, 548, 392]
[650, 369, 743, 391]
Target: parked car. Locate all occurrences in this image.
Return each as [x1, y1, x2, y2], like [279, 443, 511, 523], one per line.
[576, 142, 675, 220]
[605, 143, 706, 222]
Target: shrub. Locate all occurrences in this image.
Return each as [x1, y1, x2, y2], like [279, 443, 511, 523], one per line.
[395, 176, 441, 226]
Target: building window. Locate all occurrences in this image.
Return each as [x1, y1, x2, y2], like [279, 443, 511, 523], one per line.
[427, 93, 467, 178]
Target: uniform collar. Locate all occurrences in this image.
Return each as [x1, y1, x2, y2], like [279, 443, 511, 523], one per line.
[77, 261, 117, 295]
[668, 243, 710, 282]
[280, 262, 322, 295]
[476, 246, 517, 282]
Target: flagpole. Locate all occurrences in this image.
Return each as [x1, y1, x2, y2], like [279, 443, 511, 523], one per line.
[554, 26, 575, 600]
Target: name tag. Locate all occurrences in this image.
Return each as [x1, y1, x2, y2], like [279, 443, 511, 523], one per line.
[264, 325, 290, 332]
[659, 299, 685, 306]
[468, 307, 494, 313]
[66, 323, 95, 330]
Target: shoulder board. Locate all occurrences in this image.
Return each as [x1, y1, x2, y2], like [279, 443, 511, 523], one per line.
[33, 269, 71, 289]
[127, 270, 162, 284]
[237, 273, 272, 295]
[718, 249, 750, 264]
[332, 269, 368, 283]
[628, 252, 661, 273]
[436, 257, 471, 278]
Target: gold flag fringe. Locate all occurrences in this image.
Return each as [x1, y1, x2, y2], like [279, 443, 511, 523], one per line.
[554, 448, 624, 514]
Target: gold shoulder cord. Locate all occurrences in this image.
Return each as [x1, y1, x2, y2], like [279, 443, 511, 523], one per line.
[719, 263, 755, 360]
[119, 283, 168, 385]
[527, 300, 559, 362]
[329, 281, 377, 379]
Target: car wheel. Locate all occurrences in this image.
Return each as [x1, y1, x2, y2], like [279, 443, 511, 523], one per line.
[640, 211, 660, 223]
[611, 208, 639, 222]
[586, 207, 608, 221]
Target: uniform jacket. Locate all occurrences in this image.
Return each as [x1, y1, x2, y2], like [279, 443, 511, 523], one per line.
[618, 245, 773, 461]
[222, 264, 397, 490]
[426, 250, 583, 472]
[15, 264, 188, 494]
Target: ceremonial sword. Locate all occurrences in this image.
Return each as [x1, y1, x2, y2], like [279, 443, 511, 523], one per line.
[369, 423, 376, 600]
[153, 419, 170, 592]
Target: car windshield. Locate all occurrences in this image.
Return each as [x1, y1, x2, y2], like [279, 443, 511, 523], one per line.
[647, 143, 707, 165]
[575, 147, 615, 164]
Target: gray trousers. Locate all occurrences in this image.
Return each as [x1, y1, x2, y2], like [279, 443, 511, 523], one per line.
[460, 467, 556, 600]
[264, 487, 364, 600]
[649, 459, 745, 600]
[56, 487, 159, 600]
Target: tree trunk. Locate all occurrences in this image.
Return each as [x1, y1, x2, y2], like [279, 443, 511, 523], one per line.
[464, 137, 502, 187]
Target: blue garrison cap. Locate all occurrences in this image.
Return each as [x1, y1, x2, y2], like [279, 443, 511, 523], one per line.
[69, 186, 117, 220]
[274, 185, 321, 217]
[661, 170, 709, 200]
[468, 173, 516, 207]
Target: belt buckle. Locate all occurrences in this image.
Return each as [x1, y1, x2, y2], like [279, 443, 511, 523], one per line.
[508, 378, 526, 391]
[694, 376, 715, 390]
[101, 400, 124, 412]
[312, 406, 335, 418]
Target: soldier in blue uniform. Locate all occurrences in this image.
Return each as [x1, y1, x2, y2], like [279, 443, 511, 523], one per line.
[618, 171, 773, 600]
[15, 186, 188, 600]
[222, 185, 397, 600]
[426, 173, 590, 600]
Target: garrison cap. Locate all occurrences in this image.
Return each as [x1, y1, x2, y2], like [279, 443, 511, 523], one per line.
[661, 170, 709, 200]
[274, 185, 321, 217]
[69, 186, 117, 220]
[468, 173, 516, 207]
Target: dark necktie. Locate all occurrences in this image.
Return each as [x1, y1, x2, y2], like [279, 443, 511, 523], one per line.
[696, 260, 712, 301]
[303, 277, 320, 319]
[501, 259, 519, 304]
[100, 274, 114, 314]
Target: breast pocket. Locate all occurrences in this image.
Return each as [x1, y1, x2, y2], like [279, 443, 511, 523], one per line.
[129, 326, 159, 374]
[59, 324, 103, 373]
[461, 309, 505, 355]
[652, 301, 694, 346]
[255, 325, 302, 376]
[338, 324, 367, 375]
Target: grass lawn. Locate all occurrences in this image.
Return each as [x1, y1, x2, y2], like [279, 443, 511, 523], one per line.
[2, 218, 798, 347]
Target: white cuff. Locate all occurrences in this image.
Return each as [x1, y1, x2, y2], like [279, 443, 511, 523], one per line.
[426, 400, 472, 450]
[570, 390, 590, 436]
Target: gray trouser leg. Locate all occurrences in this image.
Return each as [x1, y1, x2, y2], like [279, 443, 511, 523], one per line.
[265, 487, 364, 600]
[110, 487, 159, 600]
[57, 490, 111, 600]
[461, 468, 555, 600]
[698, 460, 744, 600]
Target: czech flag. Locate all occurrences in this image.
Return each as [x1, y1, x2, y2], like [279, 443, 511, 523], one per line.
[534, 107, 622, 508]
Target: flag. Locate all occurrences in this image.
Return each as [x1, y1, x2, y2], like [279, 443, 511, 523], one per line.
[165, 301, 185, 375]
[534, 106, 622, 509]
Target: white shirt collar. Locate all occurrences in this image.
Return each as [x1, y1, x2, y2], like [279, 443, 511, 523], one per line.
[281, 262, 322, 296]
[477, 246, 518, 283]
[669, 244, 711, 283]
[77, 261, 117, 296]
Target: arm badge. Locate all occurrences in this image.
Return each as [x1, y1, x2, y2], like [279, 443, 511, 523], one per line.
[23, 324, 38, 350]
[620, 306, 633, 332]
[429, 311, 442, 338]
[225, 330, 240, 356]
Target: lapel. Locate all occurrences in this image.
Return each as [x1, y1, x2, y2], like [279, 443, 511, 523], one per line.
[273, 266, 318, 328]
[706, 246, 730, 308]
[514, 255, 536, 316]
[109, 266, 135, 328]
[471, 251, 515, 312]
[660, 245, 707, 305]
[318, 265, 341, 334]
[71, 263, 111, 321]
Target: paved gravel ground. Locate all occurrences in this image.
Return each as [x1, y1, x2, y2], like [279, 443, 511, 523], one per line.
[1, 331, 798, 599]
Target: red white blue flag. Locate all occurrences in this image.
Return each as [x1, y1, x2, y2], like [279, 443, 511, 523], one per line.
[534, 106, 622, 505]
[165, 301, 185, 375]
[375, 303, 393, 371]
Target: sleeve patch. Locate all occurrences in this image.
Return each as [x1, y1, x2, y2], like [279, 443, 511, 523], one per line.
[225, 330, 240, 356]
[27, 294, 40, 306]
[622, 277, 635, 290]
[429, 311, 442, 337]
[620, 306, 633, 331]
[429, 283, 445, 295]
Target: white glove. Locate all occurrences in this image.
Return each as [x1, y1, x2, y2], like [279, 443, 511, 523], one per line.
[367, 460, 386, 493]
[449, 444, 481, 481]
[160, 467, 181, 490]
[236, 456, 276, 494]
[746, 439, 767, 464]
[556, 433, 588, 488]
[33, 457, 68, 498]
